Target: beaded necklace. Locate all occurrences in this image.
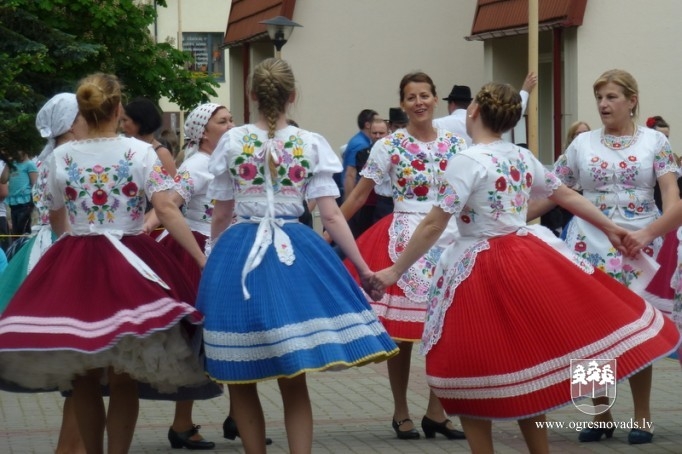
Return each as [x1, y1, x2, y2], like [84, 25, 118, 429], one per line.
[601, 123, 638, 150]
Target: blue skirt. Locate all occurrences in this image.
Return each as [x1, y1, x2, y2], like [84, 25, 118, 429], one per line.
[197, 222, 398, 384]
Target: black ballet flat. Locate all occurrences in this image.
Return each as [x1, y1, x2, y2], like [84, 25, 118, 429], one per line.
[628, 428, 654, 444]
[392, 418, 420, 439]
[421, 415, 466, 439]
[578, 427, 614, 442]
[168, 425, 216, 450]
[223, 415, 273, 445]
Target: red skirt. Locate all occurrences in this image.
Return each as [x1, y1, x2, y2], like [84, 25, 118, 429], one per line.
[425, 233, 680, 419]
[642, 229, 678, 315]
[159, 230, 207, 289]
[345, 214, 425, 341]
[0, 234, 205, 392]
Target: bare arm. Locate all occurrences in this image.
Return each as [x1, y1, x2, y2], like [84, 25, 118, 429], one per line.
[152, 190, 205, 268]
[211, 199, 235, 241]
[343, 166, 358, 201]
[317, 196, 370, 275]
[549, 185, 628, 252]
[49, 207, 70, 236]
[658, 172, 680, 214]
[624, 201, 682, 254]
[339, 176, 375, 220]
[375, 206, 451, 288]
[527, 197, 557, 222]
[0, 182, 7, 200]
[143, 191, 184, 234]
[28, 170, 38, 187]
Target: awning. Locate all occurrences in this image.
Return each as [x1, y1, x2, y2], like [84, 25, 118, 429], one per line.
[466, 0, 587, 41]
[223, 0, 297, 48]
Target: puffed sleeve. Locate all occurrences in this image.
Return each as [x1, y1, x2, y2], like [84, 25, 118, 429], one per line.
[526, 150, 562, 199]
[360, 137, 391, 185]
[436, 153, 484, 215]
[144, 148, 176, 197]
[44, 153, 62, 211]
[553, 137, 581, 189]
[304, 132, 342, 199]
[173, 168, 193, 205]
[653, 131, 678, 177]
[207, 131, 235, 201]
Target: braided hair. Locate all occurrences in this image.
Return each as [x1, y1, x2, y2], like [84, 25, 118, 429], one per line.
[474, 83, 522, 134]
[249, 58, 296, 178]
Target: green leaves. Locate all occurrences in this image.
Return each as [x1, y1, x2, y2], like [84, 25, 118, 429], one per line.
[0, 0, 219, 162]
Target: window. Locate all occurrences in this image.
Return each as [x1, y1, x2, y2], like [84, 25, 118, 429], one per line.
[182, 32, 225, 82]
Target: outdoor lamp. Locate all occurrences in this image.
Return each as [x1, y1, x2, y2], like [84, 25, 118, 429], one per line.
[259, 16, 302, 58]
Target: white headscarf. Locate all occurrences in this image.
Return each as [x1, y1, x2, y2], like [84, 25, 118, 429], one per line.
[183, 103, 223, 161]
[36, 93, 79, 161]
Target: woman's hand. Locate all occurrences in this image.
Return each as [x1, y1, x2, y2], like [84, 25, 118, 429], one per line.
[358, 271, 386, 302]
[622, 228, 656, 258]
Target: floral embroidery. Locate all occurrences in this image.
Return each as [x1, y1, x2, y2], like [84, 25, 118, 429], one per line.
[486, 151, 531, 219]
[382, 131, 461, 203]
[33, 162, 51, 225]
[231, 132, 312, 193]
[571, 232, 643, 287]
[62, 150, 145, 224]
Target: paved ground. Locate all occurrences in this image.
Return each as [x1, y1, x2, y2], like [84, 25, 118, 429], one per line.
[1, 350, 681, 453]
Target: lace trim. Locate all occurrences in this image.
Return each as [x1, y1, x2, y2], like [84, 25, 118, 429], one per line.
[420, 240, 490, 355]
[389, 214, 442, 302]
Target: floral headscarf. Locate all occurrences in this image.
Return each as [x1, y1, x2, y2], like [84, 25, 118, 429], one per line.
[183, 103, 223, 160]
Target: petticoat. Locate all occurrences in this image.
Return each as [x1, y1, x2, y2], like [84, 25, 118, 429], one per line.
[0, 234, 207, 393]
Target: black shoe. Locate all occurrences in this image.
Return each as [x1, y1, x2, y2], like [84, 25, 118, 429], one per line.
[578, 427, 615, 442]
[421, 415, 466, 439]
[392, 418, 420, 440]
[168, 425, 216, 450]
[223, 415, 273, 445]
[628, 428, 653, 444]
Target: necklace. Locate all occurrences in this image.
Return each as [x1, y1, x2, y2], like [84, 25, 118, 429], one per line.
[601, 124, 638, 150]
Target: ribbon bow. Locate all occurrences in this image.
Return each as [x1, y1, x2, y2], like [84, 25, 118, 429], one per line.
[241, 139, 295, 299]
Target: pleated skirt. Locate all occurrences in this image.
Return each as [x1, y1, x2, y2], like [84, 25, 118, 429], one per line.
[346, 214, 426, 341]
[197, 222, 399, 384]
[642, 229, 679, 316]
[0, 234, 207, 393]
[425, 233, 680, 420]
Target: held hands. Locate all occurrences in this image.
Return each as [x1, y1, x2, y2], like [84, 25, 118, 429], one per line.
[359, 267, 401, 301]
[622, 228, 656, 258]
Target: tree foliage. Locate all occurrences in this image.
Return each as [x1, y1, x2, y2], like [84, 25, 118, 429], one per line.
[0, 0, 219, 161]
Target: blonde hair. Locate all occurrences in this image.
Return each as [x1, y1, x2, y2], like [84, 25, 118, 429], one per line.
[593, 69, 639, 118]
[76, 73, 122, 129]
[565, 121, 591, 148]
[249, 58, 295, 178]
[474, 83, 522, 134]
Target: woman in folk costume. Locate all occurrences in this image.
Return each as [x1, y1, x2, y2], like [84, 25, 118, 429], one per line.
[0, 93, 88, 454]
[145, 103, 272, 448]
[0, 73, 208, 453]
[196, 58, 398, 453]
[340, 71, 466, 440]
[529, 69, 679, 444]
[0, 94, 86, 310]
[373, 82, 680, 453]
